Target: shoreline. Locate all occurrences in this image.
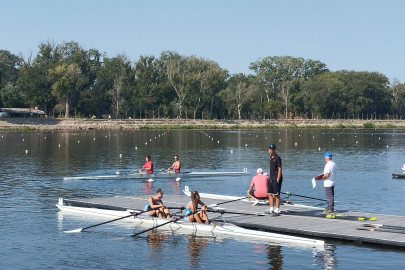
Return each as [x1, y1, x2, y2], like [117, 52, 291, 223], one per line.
[1, 118, 405, 131]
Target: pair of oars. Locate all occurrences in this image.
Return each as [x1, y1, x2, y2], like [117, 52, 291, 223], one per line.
[64, 206, 184, 234]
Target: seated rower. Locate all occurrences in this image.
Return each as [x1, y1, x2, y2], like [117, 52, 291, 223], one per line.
[247, 168, 269, 206]
[168, 155, 181, 173]
[184, 191, 209, 224]
[139, 155, 153, 174]
[143, 188, 170, 218]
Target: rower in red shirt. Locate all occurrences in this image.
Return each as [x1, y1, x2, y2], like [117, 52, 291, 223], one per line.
[168, 155, 181, 173]
[139, 155, 153, 174]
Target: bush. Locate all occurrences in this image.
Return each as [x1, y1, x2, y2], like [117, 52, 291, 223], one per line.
[363, 122, 374, 128]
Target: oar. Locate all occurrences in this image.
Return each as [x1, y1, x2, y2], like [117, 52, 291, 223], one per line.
[64, 206, 184, 233]
[208, 196, 248, 207]
[357, 226, 405, 234]
[282, 192, 327, 202]
[132, 217, 182, 236]
[362, 224, 405, 231]
[207, 208, 266, 216]
[64, 210, 147, 233]
[132, 208, 190, 237]
[282, 210, 377, 221]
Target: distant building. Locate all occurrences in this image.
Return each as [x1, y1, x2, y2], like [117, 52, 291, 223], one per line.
[0, 108, 46, 118]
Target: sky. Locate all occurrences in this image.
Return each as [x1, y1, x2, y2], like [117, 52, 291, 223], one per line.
[1, 0, 404, 82]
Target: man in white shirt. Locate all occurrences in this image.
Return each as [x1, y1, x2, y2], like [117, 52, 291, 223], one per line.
[315, 152, 337, 213]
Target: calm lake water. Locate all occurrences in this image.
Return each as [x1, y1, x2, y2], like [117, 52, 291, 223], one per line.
[1, 128, 404, 269]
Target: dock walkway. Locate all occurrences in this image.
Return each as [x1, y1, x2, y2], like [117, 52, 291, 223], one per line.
[61, 193, 405, 248]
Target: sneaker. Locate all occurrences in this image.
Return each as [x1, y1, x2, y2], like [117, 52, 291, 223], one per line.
[252, 200, 259, 206]
[271, 212, 280, 217]
[264, 209, 273, 215]
[323, 209, 334, 214]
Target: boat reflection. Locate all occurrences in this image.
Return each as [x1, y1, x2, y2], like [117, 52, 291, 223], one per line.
[146, 230, 168, 250]
[313, 244, 337, 270]
[187, 235, 208, 268]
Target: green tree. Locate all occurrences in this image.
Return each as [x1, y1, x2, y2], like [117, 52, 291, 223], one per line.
[250, 56, 328, 118]
[220, 73, 257, 119]
[391, 79, 405, 118]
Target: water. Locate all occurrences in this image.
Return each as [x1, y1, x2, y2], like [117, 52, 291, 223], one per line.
[1, 129, 404, 269]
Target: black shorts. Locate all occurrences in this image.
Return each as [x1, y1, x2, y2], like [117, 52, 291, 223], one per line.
[267, 178, 282, 195]
[248, 189, 268, 200]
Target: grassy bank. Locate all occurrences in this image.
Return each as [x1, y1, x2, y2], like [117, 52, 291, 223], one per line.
[0, 118, 405, 131]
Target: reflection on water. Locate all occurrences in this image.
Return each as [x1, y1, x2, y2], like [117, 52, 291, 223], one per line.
[187, 235, 208, 268]
[267, 245, 283, 270]
[314, 244, 337, 270]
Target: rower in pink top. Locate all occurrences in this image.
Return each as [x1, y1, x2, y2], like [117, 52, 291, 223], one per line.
[139, 155, 153, 174]
[247, 168, 269, 206]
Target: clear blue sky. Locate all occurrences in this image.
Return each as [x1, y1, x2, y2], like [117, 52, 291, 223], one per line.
[1, 0, 404, 82]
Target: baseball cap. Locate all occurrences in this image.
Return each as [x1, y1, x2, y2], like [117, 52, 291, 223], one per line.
[257, 168, 263, 173]
[268, 144, 276, 149]
[324, 152, 333, 157]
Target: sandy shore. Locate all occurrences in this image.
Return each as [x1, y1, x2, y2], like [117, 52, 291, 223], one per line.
[1, 118, 405, 130]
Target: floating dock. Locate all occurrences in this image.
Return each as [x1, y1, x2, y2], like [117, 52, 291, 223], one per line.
[59, 194, 405, 249]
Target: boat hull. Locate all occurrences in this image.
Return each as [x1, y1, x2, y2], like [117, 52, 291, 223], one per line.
[63, 168, 249, 180]
[57, 199, 324, 247]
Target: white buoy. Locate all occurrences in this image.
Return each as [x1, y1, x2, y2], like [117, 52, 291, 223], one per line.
[150, 139, 152, 141]
[23, 139, 24, 141]
[356, 141, 358, 144]
[332, 138, 334, 140]
[386, 145, 389, 148]
[25, 150, 28, 154]
[147, 179, 154, 182]
[145, 142, 147, 145]
[279, 139, 281, 142]
[212, 138, 213, 141]
[295, 142, 297, 146]
[379, 137, 380, 140]
[313, 136, 315, 138]
[245, 144, 248, 147]
[176, 177, 181, 181]
[135, 147, 137, 150]
[58, 144, 60, 147]
[217, 141, 219, 143]
[231, 150, 233, 153]
[94, 138, 96, 140]
[78, 141, 80, 143]
[318, 147, 321, 151]
[119, 154, 122, 158]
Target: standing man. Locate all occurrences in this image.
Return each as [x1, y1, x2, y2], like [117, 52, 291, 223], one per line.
[266, 144, 282, 216]
[247, 168, 269, 206]
[315, 152, 337, 213]
[139, 155, 153, 174]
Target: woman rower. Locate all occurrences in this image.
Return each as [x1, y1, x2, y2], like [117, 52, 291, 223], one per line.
[139, 155, 153, 174]
[168, 155, 181, 173]
[184, 191, 209, 224]
[143, 188, 170, 218]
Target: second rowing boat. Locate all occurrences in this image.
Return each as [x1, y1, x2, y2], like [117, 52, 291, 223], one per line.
[63, 168, 249, 180]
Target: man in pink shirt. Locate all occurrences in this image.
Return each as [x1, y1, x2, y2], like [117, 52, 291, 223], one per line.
[247, 168, 269, 206]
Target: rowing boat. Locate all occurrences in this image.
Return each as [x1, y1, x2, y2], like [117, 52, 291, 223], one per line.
[63, 168, 249, 180]
[56, 198, 324, 247]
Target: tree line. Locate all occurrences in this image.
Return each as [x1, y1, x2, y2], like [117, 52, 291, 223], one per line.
[1, 40, 405, 120]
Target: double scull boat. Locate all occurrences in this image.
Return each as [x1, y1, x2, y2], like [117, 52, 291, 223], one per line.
[56, 198, 324, 248]
[63, 168, 249, 180]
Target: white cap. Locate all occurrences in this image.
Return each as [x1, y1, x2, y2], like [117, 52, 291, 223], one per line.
[257, 168, 263, 173]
